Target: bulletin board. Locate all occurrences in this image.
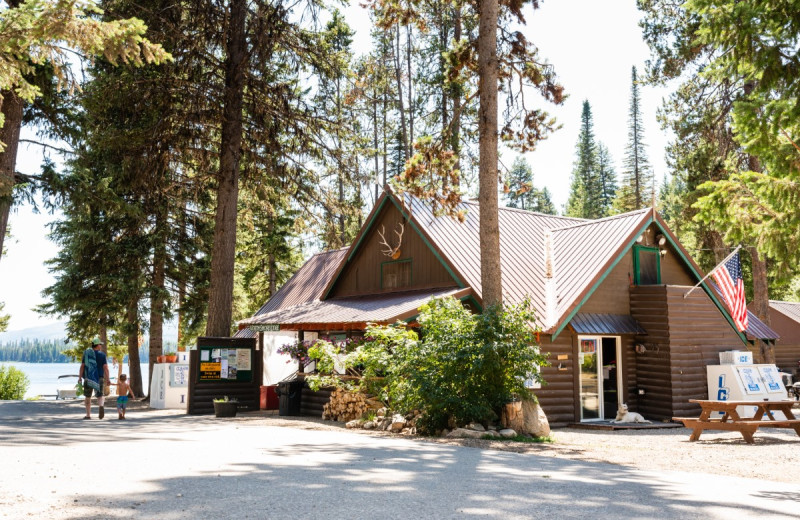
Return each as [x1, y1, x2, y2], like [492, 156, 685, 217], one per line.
[187, 336, 261, 415]
[196, 345, 254, 383]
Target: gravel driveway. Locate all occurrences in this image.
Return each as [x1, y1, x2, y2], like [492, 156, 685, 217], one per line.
[1, 400, 798, 519]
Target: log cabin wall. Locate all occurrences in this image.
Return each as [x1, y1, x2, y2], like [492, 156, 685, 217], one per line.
[766, 309, 800, 370]
[328, 202, 458, 298]
[535, 334, 575, 427]
[630, 285, 674, 420]
[665, 286, 749, 417]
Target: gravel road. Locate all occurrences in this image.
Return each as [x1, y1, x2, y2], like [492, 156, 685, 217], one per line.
[1, 400, 798, 519]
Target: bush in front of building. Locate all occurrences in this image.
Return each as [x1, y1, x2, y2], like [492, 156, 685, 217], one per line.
[0, 364, 30, 400]
[385, 296, 548, 434]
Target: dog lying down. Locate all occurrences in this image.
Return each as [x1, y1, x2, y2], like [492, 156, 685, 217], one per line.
[611, 403, 651, 423]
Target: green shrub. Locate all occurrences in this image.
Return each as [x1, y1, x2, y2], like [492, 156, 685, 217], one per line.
[0, 365, 30, 400]
[376, 296, 548, 434]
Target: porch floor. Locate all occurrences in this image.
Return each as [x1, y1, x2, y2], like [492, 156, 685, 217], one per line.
[568, 420, 683, 431]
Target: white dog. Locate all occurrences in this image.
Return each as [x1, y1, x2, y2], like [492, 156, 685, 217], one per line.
[611, 403, 650, 423]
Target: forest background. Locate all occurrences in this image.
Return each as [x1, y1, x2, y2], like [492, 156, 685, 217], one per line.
[2, 0, 800, 383]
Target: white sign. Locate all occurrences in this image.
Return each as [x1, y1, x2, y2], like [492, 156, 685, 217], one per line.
[250, 324, 281, 332]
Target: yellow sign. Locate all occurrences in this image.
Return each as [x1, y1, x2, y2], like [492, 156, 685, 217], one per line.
[199, 362, 222, 380]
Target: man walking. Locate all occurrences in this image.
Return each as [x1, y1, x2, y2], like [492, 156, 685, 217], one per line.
[78, 337, 109, 420]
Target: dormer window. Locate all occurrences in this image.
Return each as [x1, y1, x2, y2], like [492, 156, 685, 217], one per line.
[382, 259, 412, 290]
[633, 245, 660, 285]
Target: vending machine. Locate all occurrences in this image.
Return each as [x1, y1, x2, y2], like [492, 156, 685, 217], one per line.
[706, 351, 788, 419]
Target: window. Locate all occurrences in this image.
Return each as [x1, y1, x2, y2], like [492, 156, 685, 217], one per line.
[382, 259, 411, 290]
[633, 245, 660, 285]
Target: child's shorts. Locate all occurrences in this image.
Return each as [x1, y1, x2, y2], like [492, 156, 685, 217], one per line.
[116, 396, 129, 409]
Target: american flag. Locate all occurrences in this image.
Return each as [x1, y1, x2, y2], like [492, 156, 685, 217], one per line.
[711, 252, 748, 332]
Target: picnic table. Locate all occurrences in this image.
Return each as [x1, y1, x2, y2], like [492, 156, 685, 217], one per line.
[673, 399, 800, 444]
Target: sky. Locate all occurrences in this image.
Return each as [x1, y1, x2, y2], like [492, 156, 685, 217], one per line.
[0, 0, 673, 331]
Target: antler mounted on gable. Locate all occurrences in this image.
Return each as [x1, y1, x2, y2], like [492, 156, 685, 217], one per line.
[378, 222, 404, 259]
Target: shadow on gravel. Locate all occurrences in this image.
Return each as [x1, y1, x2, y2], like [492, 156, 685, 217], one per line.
[45, 437, 799, 519]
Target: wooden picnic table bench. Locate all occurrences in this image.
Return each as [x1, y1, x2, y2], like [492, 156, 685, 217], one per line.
[673, 399, 800, 444]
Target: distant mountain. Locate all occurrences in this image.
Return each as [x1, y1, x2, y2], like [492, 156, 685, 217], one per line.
[0, 322, 67, 343]
[0, 320, 179, 345]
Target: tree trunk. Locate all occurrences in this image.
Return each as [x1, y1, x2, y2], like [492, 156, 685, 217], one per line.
[268, 253, 277, 297]
[477, 0, 502, 307]
[749, 247, 774, 364]
[149, 210, 166, 383]
[393, 27, 409, 160]
[406, 24, 414, 151]
[126, 297, 145, 398]
[0, 89, 23, 265]
[206, 0, 247, 337]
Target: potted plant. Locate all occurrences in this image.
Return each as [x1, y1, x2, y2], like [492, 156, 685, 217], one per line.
[164, 351, 177, 363]
[213, 396, 239, 417]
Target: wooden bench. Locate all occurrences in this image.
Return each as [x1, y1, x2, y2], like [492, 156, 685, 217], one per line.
[673, 400, 800, 444]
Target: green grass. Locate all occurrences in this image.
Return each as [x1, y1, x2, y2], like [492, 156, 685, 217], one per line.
[481, 434, 554, 443]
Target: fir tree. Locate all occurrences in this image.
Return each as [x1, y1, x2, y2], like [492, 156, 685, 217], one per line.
[567, 100, 603, 218]
[616, 66, 653, 211]
[596, 143, 618, 213]
[504, 157, 536, 211]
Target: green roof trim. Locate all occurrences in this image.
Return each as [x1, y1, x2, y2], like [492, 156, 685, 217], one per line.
[550, 214, 748, 345]
[654, 220, 748, 345]
[551, 216, 655, 341]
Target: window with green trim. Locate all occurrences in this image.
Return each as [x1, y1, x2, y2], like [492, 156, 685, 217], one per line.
[382, 259, 412, 290]
[633, 245, 660, 285]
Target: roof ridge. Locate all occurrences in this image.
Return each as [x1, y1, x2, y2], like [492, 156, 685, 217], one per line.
[550, 208, 650, 232]
[460, 200, 587, 222]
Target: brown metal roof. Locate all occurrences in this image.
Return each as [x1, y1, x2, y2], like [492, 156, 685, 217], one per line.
[234, 248, 347, 337]
[769, 300, 800, 325]
[551, 210, 651, 325]
[403, 194, 587, 313]
[570, 313, 647, 335]
[240, 288, 468, 329]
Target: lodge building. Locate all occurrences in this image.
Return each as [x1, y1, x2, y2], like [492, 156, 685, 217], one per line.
[237, 189, 779, 426]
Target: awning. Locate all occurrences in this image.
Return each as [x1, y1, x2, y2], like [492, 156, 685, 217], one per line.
[570, 313, 647, 335]
[238, 287, 470, 331]
[744, 310, 779, 341]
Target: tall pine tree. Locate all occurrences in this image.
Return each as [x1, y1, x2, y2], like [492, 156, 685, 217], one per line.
[615, 66, 653, 211]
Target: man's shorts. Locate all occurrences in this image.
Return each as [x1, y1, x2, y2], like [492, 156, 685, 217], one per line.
[116, 396, 129, 409]
[83, 378, 104, 398]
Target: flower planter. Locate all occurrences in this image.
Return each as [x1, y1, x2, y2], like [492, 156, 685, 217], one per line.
[213, 401, 238, 418]
[164, 355, 177, 363]
[156, 355, 167, 363]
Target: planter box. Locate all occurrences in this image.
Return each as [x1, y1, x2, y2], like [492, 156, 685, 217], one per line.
[213, 401, 238, 418]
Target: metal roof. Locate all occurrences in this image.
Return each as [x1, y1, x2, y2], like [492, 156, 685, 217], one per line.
[551, 210, 651, 324]
[744, 310, 780, 341]
[240, 288, 466, 328]
[570, 313, 647, 335]
[234, 248, 347, 337]
[769, 300, 800, 325]
[402, 194, 590, 313]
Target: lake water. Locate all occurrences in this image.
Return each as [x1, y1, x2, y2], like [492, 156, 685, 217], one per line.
[2, 362, 151, 399]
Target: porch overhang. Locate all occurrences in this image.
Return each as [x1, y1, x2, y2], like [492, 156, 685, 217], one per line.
[238, 287, 472, 332]
[569, 313, 647, 335]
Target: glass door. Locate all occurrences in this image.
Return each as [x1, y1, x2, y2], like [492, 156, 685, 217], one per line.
[580, 337, 600, 420]
[580, 336, 622, 421]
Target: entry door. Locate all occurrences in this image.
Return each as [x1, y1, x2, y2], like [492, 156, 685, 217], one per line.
[579, 336, 622, 421]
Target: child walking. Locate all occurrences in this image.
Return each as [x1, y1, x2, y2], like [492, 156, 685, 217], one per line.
[110, 374, 134, 420]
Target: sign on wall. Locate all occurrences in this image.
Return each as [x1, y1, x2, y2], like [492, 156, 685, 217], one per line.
[250, 324, 281, 332]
